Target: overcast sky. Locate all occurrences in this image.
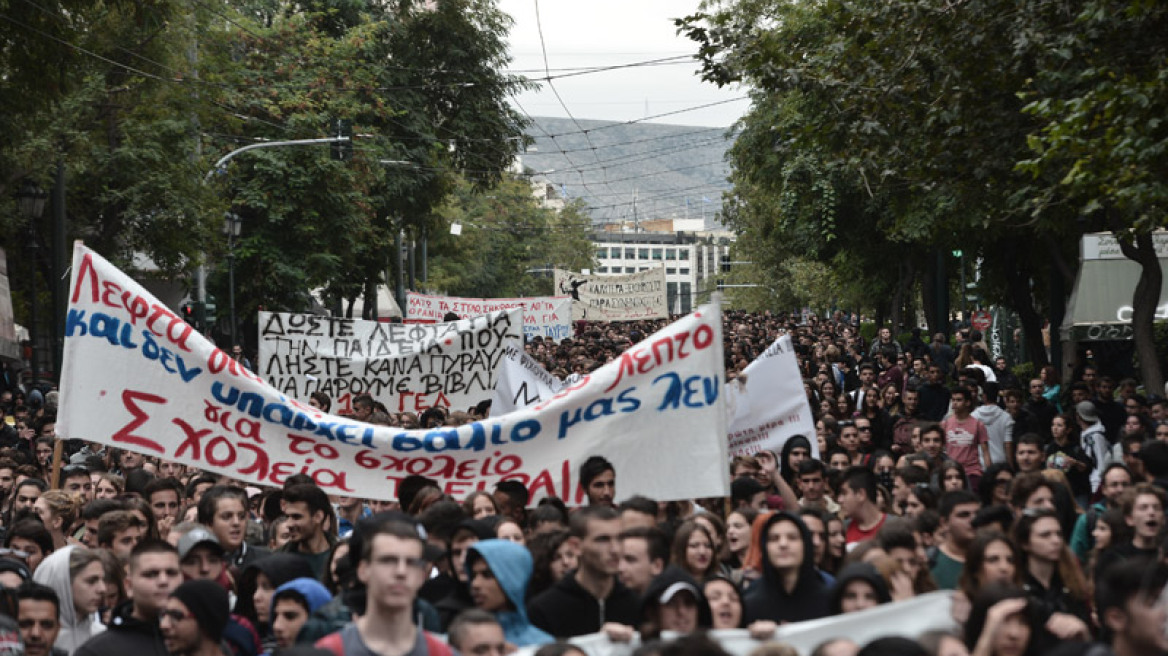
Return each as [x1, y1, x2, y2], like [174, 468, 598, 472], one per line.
[498, 0, 749, 128]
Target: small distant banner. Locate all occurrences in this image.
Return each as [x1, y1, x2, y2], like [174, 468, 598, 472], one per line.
[406, 292, 573, 341]
[554, 267, 668, 321]
[58, 243, 728, 501]
[257, 310, 521, 413]
[726, 335, 819, 458]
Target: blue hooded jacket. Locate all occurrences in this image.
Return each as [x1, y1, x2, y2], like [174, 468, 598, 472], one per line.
[466, 540, 554, 647]
[270, 578, 333, 642]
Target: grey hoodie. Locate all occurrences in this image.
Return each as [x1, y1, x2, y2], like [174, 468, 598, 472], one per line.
[31, 546, 106, 654]
[973, 404, 1014, 467]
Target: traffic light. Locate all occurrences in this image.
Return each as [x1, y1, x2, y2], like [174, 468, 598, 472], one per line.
[181, 303, 196, 325]
[331, 118, 352, 161]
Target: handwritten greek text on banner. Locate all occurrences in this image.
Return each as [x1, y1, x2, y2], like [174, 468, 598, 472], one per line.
[406, 292, 573, 341]
[554, 267, 668, 321]
[257, 310, 520, 414]
[490, 342, 564, 415]
[726, 335, 819, 458]
[57, 244, 729, 501]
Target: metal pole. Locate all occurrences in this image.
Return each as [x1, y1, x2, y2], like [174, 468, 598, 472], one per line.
[52, 160, 66, 381]
[28, 238, 38, 383]
[394, 227, 405, 311]
[227, 249, 236, 348]
[959, 252, 967, 326]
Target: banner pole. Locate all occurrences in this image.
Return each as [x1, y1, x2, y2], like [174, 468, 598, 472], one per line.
[49, 439, 64, 489]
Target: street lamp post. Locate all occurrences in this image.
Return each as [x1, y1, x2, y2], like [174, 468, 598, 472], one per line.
[15, 182, 48, 382]
[223, 212, 241, 348]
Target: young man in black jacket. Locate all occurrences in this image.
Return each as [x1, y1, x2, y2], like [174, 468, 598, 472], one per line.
[526, 506, 639, 638]
[74, 540, 182, 656]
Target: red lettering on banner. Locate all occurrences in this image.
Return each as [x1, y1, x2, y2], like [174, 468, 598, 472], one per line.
[113, 391, 166, 453]
[606, 325, 711, 392]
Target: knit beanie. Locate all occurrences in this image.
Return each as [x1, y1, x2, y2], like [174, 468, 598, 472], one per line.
[171, 579, 230, 638]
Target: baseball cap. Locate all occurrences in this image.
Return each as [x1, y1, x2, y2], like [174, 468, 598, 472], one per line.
[1076, 401, 1100, 423]
[177, 526, 225, 560]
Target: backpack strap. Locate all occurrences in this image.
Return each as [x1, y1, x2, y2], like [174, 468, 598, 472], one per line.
[315, 632, 344, 656]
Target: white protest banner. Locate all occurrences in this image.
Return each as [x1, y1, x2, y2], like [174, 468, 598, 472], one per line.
[58, 244, 729, 501]
[406, 292, 573, 341]
[515, 592, 956, 656]
[726, 335, 818, 457]
[490, 342, 564, 414]
[554, 267, 668, 321]
[257, 310, 521, 414]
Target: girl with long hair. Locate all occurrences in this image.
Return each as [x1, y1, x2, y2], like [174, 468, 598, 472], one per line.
[1012, 509, 1090, 625]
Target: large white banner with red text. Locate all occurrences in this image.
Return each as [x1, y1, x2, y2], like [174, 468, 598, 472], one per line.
[726, 335, 819, 458]
[257, 310, 521, 414]
[405, 292, 573, 341]
[57, 244, 729, 501]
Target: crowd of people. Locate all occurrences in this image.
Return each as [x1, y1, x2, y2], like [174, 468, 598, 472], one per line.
[0, 310, 1166, 656]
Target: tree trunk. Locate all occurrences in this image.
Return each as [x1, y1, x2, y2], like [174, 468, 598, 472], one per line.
[921, 252, 941, 337]
[1116, 230, 1164, 395]
[1002, 240, 1049, 367]
[889, 260, 907, 334]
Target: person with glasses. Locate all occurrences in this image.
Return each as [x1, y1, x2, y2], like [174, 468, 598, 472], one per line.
[315, 518, 455, 656]
[73, 541, 181, 656]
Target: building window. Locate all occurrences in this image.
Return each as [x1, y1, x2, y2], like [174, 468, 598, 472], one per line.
[665, 249, 676, 260]
[638, 248, 649, 260]
[596, 247, 607, 258]
[652, 248, 663, 260]
[680, 268, 690, 275]
[597, 267, 608, 273]
[679, 249, 690, 259]
[625, 267, 636, 273]
[625, 248, 635, 259]
[666, 268, 677, 275]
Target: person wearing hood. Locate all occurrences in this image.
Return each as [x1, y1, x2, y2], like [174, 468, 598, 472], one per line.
[234, 553, 316, 650]
[779, 436, 813, 492]
[31, 546, 107, 655]
[268, 578, 332, 653]
[638, 566, 711, 640]
[73, 540, 181, 656]
[742, 512, 830, 624]
[436, 517, 498, 630]
[829, 563, 892, 615]
[465, 539, 553, 647]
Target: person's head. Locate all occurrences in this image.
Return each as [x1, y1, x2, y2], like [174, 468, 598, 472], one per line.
[17, 581, 60, 656]
[892, 466, 929, 507]
[702, 576, 742, 630]
[671, 520, 717, 580]
[492, 481, 529, 526]
[837, 467, 878, 520]
[797, 459, 828, 502]
[463, 491, 499, 520]
[919, 424, 945, 459]
[447, 609, 506, 656]
[579, 456, 616, 507]
[177, 526, 226, 582]
[724, 507, 757, 557]
[838, 421, 860, 453]
[964, 583, 1036, 656]
[960, 531, 1022, 598]
[1008, 473, 1055, 515]
[730, 476, 768, 510]
[268, 516, 292, 551]
[1013, 434, 1044, 473]
[270, 578, 331, 649]
[65, 547, 107, 617]
[11, 478, 46, 515]
[939, 461, 968, 492]
[1012, 508, 1064, 570]
[939, 490, 980, 549]
[1095, 557, 1168, 653]
[1122, 483, 1167, 547]
[60, 465, 93, 501]
[1100, 464, 1133, 505]
[618, 495, 658, 531]
[878, 524, 923, 584]
[357, 518, 429, 613]
[1093, 507, 1130, 553]
[570, 506, 621, 578]
[126, 540, 181, 620]
[283, 484, 333, 545]
[196, 486, 248, 553]
[618, 527, 668, 596]
[97, 510, 145, 559]
[34, 490, 78, 537]
[5, 518, 53, 573]
[640, 566, 711, 637]
[161, 580, 230, 656]
[145, 478, 184, 524]
[92, 472, 123, 500]
[830, 562, 891, 615]
[763, 513, 810, 576]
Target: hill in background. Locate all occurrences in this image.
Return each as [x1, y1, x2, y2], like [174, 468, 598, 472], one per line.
[519, 116, 735, 226]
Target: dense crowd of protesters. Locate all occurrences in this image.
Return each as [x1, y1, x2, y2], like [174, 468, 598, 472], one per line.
[0, 310, 1166, 656]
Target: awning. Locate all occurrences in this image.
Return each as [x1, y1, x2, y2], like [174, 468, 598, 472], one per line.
[1060, 232, 1168, 342]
